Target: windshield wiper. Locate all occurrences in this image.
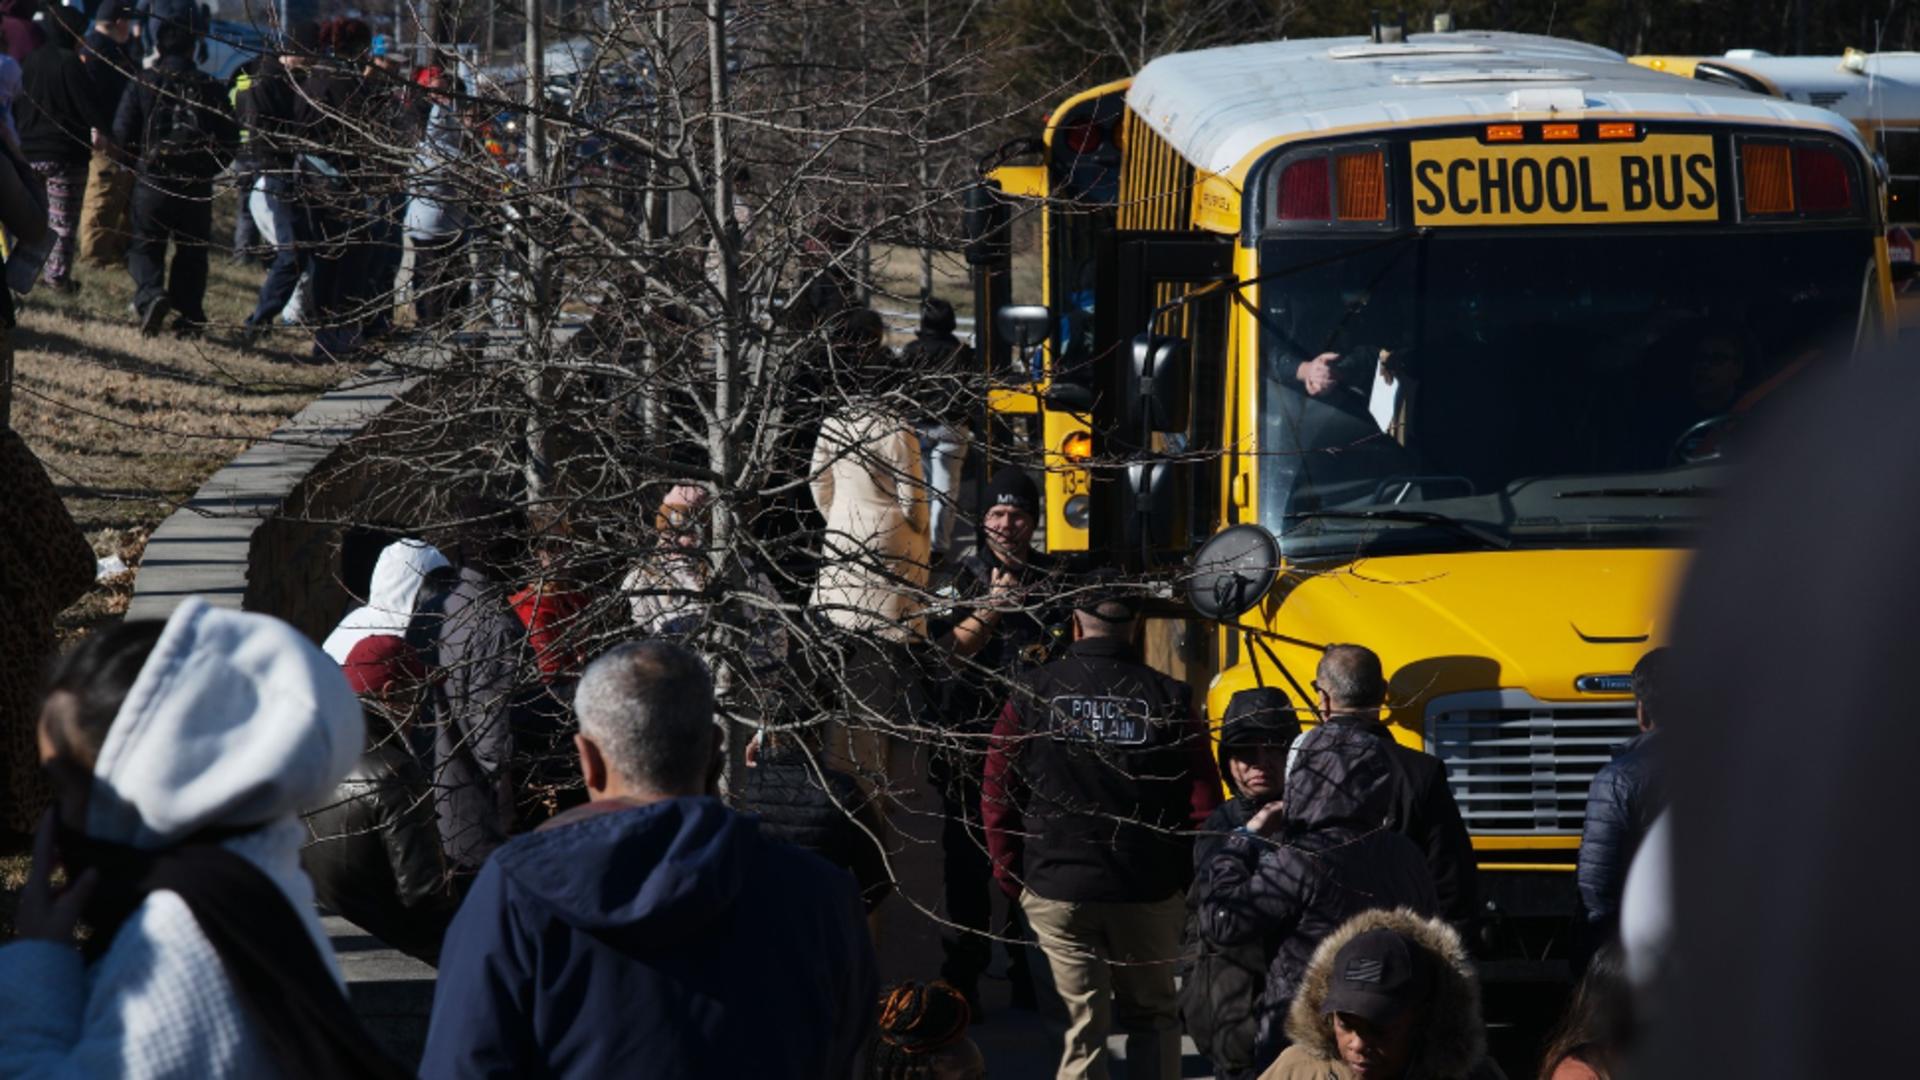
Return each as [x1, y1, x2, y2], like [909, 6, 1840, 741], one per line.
[1286, 509, 1512, 550]
[1553, 485, 1714, 500]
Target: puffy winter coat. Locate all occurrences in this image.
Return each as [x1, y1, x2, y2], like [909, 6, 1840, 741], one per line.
[1259, 908, 1507, 1080]
[1322, 716, 1479, 929]
[731, 747, 893, 911]
[1577, 729, 1665, 927]
[1181, 797, 1267, 1078]
[303, 729, 457, 965]
[1203, 724, 1439, 1066]
[808, 404, 929, 641]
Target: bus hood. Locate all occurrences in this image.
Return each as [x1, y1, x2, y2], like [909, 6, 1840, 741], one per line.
[1212, 547, 1687, 727]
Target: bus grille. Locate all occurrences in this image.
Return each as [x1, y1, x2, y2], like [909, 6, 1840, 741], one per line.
[1424, 691, 1641, 835]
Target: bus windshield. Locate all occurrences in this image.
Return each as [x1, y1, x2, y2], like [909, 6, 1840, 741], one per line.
[1257, 227, 1873, 555]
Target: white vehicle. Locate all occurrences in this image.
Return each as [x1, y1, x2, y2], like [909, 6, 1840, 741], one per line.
[1632, 50, 1920, 227]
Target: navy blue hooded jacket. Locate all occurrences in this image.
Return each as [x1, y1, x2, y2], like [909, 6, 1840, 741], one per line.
[419, 796, 879, 1079]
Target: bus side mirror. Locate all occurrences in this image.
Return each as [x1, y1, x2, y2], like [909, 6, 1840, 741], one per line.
[1129, 333, 1190, 434]
[1123, 460, 1189, 552]
[996, 305, 1052, 350]
[1187, 524, 1280, 620]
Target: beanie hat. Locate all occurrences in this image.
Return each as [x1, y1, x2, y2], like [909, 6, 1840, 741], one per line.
[983, 468, 1039, 517]
[342, 634, 425, 697]
[657, 484, 711, 534]
[919, 297, 957, 337]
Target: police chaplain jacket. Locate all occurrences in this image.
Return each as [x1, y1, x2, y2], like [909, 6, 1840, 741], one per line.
[982, 636, 1221, 903]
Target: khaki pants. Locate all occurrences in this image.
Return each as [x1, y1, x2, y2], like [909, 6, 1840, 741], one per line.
[78, 150, 132, 267]
[1021, 889, 1184, 1080]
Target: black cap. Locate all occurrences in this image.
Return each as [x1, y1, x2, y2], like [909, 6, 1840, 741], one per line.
[920, 297, 957, 337]
[93, 0, 133, 22]
[1219, 687, 1301, 750]
[1320, 928, 1436, 1025]
[983, 468, 1039, 517]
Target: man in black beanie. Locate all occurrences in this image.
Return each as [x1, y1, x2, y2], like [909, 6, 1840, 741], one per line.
[899, 296, 977, 563]
[924, 466, 1066, 1016]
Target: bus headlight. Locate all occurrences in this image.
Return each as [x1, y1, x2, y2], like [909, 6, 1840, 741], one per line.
[1063, 495, 1091, 528]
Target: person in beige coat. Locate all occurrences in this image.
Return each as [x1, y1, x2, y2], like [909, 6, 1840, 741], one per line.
[808, 377, 931, 791]
[1260, 908, 1506, 1080]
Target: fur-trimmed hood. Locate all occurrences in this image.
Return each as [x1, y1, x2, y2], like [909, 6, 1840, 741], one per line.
[1283, 908, 1487, 1079]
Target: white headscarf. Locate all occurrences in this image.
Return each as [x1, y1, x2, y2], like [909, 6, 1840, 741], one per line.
[321, 538, 450, 663]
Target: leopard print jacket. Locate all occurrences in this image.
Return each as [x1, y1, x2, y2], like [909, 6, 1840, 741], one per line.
[0, 427, 96, 835]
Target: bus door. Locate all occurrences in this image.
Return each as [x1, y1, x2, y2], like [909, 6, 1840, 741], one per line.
[1097, 232, 1235, 571]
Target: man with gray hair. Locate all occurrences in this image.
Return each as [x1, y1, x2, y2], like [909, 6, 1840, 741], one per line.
[420, 641, 878, 1079]
[1314, 643, 1478, 930]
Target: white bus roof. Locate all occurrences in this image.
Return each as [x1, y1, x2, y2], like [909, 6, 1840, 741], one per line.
[1127, 31, 1865, 180]
[1682, 53, 1920, 121]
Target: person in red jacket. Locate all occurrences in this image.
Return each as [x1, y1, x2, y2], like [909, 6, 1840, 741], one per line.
[981, 584, 1220, 1080]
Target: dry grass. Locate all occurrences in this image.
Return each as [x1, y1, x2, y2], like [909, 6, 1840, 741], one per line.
[9, 213, 353, 639]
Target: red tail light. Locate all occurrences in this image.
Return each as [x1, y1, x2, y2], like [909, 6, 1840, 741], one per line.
[1277, 157, 1332, 220]
[1795, 145, 1854, 213]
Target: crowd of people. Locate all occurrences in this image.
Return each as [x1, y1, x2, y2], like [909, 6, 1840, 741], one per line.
[0, 1, 485, 356]
[0, 420, 1674, 1080]
[0, 23, 1679, 1064]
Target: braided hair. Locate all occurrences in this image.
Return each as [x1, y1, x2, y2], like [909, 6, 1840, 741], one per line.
[866, 981, 983, 1080]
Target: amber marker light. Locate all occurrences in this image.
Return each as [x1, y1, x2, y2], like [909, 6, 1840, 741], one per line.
[1336, 150, 1387, 221]
[1485, 125, 1524, 142]
[1743, 144, 1795, 215]
[1598, 122, 1637, 140]
[1542, 123, 1581, 141]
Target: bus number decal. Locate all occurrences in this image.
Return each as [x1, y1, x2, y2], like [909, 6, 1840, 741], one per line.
[1410, 135, 1718, 226]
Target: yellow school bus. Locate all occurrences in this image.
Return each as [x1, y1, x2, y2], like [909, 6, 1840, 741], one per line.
[966, 29, 1897, 970]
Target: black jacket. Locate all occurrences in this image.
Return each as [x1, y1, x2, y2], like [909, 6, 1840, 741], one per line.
[1180, 797, 1267, 1078]
[731, 748, 893, 912]
[1324, 715, 1479, 929]
[1576, 728, 1664, 927]
[290, 63, 370, 181]
[17, 31, 108, 164]
[302, 734, 458, 965]
[112, 54, 237, 182]
[80, 29, 133, 124]
[981, 635, 1221, 903]
[237, 56, 302, 171]
[927, 548, 1070, 771]
[1202, 723, 1439, 1066]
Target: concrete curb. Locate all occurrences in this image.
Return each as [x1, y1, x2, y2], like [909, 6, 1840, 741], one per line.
[125, 359, 421, 623]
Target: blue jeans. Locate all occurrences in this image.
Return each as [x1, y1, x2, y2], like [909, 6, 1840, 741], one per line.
[918, 422, 971, 557]
[247, 178, 307, 328]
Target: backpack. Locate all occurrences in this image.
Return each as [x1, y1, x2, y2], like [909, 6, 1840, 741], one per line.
[143, 69, 220, 170]
[1179, 804, 1272, 1076]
